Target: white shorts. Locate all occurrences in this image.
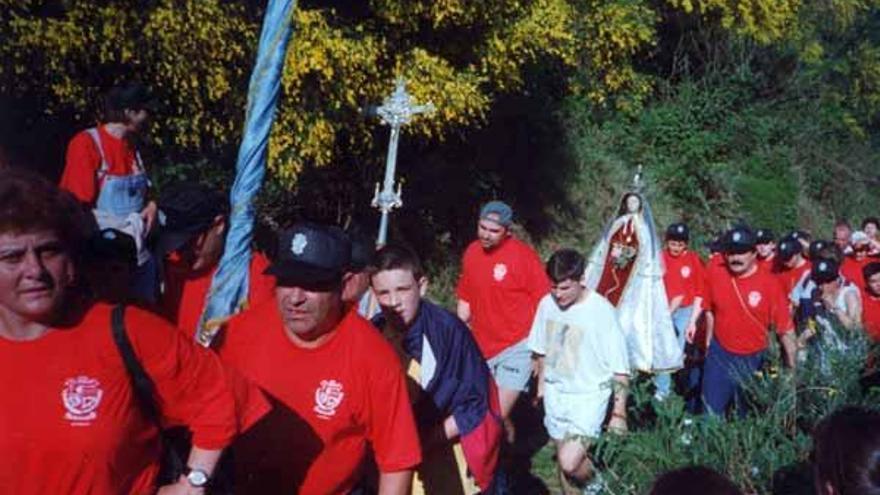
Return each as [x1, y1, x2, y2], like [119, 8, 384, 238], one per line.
[543, 387, 610, 440]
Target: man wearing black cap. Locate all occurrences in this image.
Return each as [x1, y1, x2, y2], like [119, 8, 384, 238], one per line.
[755, 228, 776, 273]
[702, 226, 797, 416]
[456, 200, 550, 428]
[861, 262, 880, 342]
[156, 182, 275, 338]
[656, 222, 706, 400]
[775, 238, 811, 297]
[218, 223, 421, 494]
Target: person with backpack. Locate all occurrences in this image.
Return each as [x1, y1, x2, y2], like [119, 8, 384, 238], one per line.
[0, 169, 266, 494]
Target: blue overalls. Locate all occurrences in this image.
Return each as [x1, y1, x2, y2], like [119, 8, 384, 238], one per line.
[86, 128, 158, 303]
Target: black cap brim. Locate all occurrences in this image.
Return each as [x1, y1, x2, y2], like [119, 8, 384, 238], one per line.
[264, 260, 343, 287]
[722, 243, 756, 255]
[153, 229, 198, 260]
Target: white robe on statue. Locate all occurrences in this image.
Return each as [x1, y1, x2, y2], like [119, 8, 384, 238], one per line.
[584, 203, 682, 373]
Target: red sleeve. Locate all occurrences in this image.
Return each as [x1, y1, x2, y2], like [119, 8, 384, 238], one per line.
[365, 343, 422, 472]
[456, 246, 474, 302]
[692, 254, 708, 301]
[125, 307, 237, 450]
[769, 278, 794, 335]
[222, 364, 271, 434]
[59, 132, 101, 205]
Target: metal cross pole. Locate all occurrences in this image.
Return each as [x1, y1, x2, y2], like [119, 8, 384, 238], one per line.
[370, 78, 434, 246]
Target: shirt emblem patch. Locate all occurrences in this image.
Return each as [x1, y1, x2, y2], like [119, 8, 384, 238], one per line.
[62, 376, 103, 425]
[748, 291, 762, 308]
[493, 263, 508, 282]
[680, 266, 691, 278]
[314, 379, 345, 419]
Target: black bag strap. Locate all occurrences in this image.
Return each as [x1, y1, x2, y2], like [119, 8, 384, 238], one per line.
[110, 304, 161, 423]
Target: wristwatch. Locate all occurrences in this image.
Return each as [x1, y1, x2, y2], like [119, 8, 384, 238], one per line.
[184, 467, 210, 488]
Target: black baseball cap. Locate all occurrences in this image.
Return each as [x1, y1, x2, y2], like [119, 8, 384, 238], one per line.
[808, 240, 831, 260]
[811, 259, 840, 285]
[154, 182, 228, 258]
[265, 223, 352, 286]
[722, 226, 757, 254]
[348, 232, 374, 272]
[777, 238, 801, 262]
[87, 228, 137, 266]
[105, 82, 156, 112]
[787, 230, 812, 243]
[755, 228, 775, 244]
[666, 222, 690, 242]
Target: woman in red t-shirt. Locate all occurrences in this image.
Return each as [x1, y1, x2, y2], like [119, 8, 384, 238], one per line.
[0, 169, 265, 495]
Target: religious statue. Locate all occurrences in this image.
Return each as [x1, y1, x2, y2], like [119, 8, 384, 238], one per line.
[584, 171, 682, 372]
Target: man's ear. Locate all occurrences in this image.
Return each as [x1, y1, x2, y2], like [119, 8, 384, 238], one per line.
[418, 276, 429, 297]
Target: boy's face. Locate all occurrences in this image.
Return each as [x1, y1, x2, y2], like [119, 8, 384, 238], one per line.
[665, 239, 687, 257]
[371, 268, 426, 327]
[550, 277, 585, 310]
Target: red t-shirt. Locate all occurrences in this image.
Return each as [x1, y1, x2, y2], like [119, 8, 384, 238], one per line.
[219, 301, 421, 494]
[162, 251, 276, 337]
[456, 237, 550, 359]
[0, 303, 241, 495]
[707, 267, 794, 354]
[757, 255, 775, 274]
[775, 259, 812, 297]
[662, 249, 706, 308]
[60, 126, 141, 205]
[862, 290, 880, 342]
[842, 257, 871, 287]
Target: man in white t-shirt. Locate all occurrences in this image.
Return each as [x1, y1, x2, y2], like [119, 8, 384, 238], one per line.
[528, 248, 630, 494]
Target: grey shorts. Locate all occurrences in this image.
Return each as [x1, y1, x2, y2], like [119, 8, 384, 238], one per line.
[487, 338, 532, 392]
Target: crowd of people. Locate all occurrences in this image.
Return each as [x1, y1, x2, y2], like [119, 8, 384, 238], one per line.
[2, 83, 880, 495]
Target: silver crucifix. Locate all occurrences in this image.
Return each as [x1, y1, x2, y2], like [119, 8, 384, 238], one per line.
[369, 78, 434, 246]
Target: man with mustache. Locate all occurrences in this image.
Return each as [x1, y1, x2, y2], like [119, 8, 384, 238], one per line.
[701, 226, 797, 416]
[218, 223, 421, 494]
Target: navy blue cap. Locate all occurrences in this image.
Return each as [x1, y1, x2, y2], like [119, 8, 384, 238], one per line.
[266, 223, 351, 285]
[666, 222, 690, 242]
[811, 259, 839, 284]
[786, 230, 812, 243]
[777, 238, 801, 262]
[722, 226, 757, 254]
[106, 82, 156, 112]
[755, 228, 775, 244]
[809, 240, 831, 260]
[480, 201, 513, 226]
[347, 228, 374, 272]
[87, 228, 137, 266]
[155, 182, 228, 258]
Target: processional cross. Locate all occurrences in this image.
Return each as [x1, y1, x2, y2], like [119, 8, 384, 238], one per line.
[369, 78, 434, 245]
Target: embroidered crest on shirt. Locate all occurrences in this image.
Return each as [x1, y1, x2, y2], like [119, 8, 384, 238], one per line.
[748, 291, 762, 308]
[314, 379, 345, 419]
[493, 263, 508, 282]
[680, 266, 691, 278]
[291, 233, 308, 256]
[62, 376, 103, 425]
